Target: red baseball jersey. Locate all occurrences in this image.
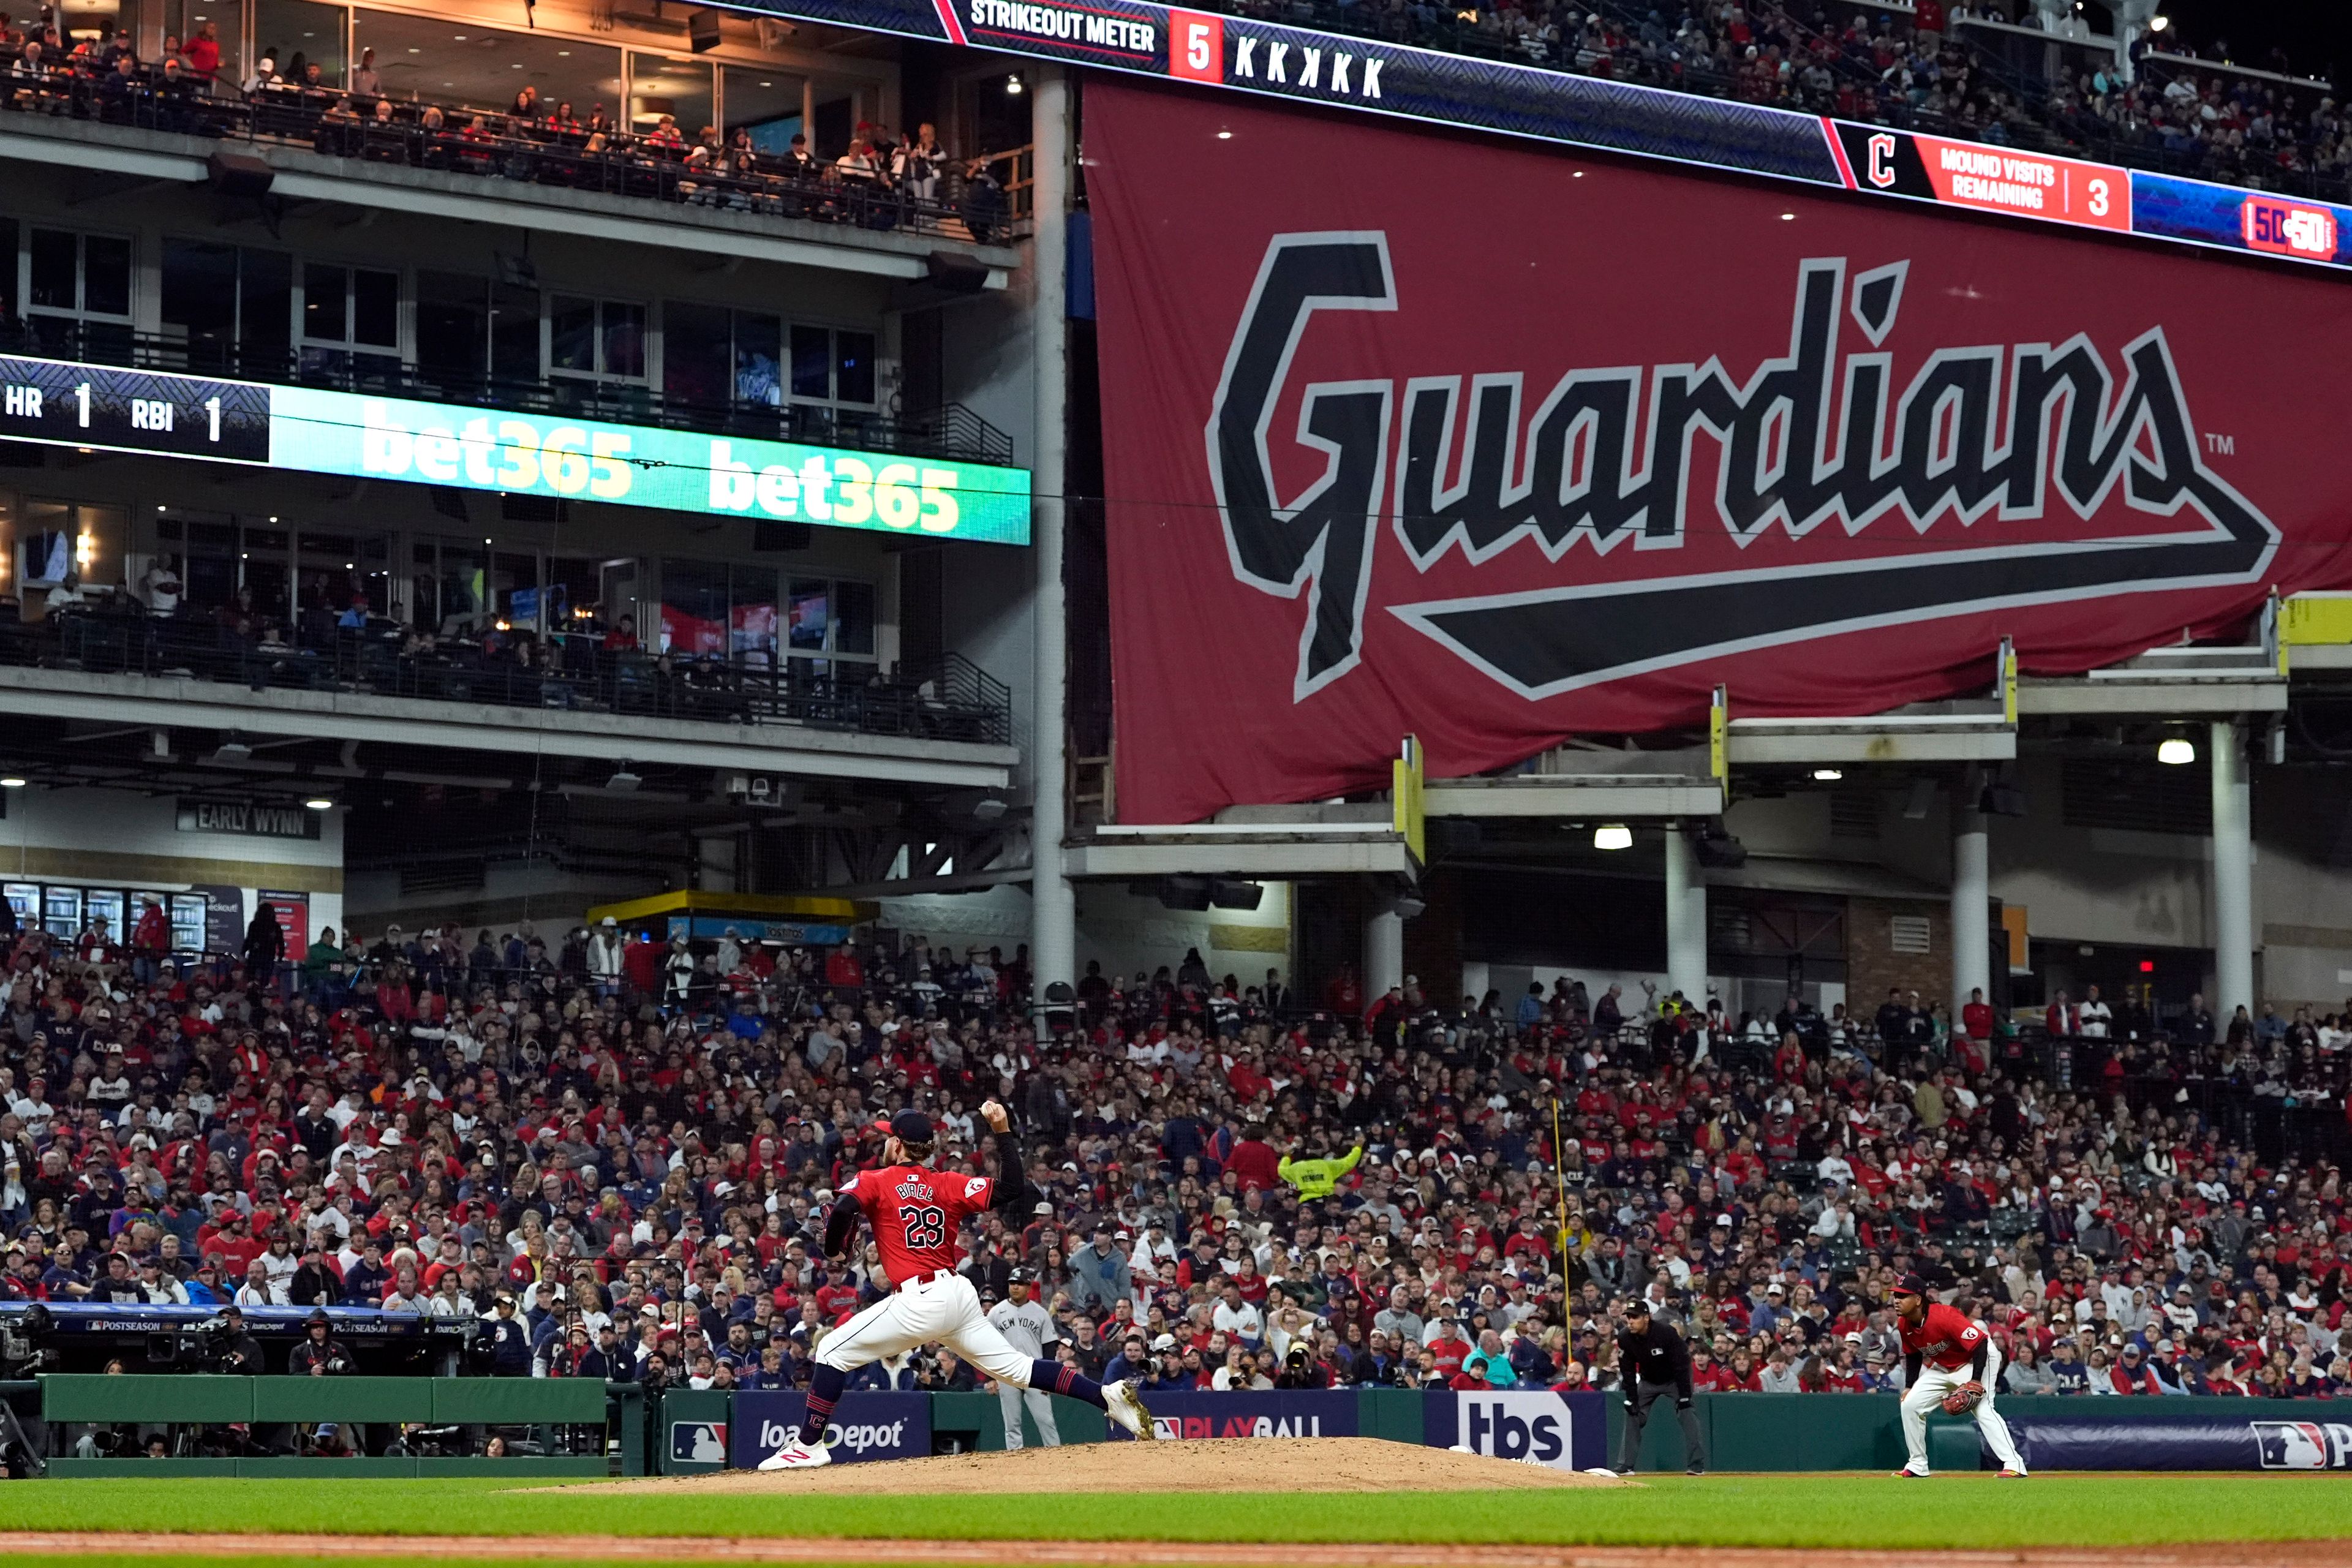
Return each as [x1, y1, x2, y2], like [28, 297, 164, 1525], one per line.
[1898, 1302, 1988, 1372]
[843, 1163, 994, 1283]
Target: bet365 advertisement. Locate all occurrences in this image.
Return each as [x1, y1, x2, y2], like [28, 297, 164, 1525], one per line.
[0, 353, 1030, 544]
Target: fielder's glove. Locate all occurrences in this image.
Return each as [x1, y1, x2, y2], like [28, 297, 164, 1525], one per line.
[1940, 1380, 1986, 1415]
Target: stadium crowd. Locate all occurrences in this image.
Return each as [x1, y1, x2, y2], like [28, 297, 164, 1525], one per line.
[0, 15, 1014, 241]
[1, 895, 2350, 1409]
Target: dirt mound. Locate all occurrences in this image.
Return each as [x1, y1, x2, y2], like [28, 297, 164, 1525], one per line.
[594, 1436, 1627, 1494]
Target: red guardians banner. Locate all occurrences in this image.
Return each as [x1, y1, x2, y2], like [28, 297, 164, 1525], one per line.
[1087, 81, 2352, 823]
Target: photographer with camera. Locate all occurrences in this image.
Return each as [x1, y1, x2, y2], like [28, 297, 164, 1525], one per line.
[287, 1308, 364, 1456]
[287, 1308, 352, 1378]
[213, 1305, 266, 1374]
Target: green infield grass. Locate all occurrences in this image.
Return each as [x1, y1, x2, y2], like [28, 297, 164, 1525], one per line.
[0, 1474, 2349, 1550]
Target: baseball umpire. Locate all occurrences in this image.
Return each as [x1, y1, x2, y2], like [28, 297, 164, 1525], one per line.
[1613, 1299, 1705, 1476]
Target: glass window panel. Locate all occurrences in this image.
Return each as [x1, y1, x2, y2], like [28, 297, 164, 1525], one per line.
[788, 325, 829, 401]
[734, 312, 782, 409]
[601, 301, 645, 379]
[256, 0, 348, 88]
[5, 885, 40, 931]
[664, 301, 729, 407]
[86, 891, 124, 941]
[28, 230, 77, 311]
[490, 283, 538, 382]
[240, 250, 294, 356]
[83, 236, 131, 318]
[352, 268, 398, 348]
[43, 888, 81, 940]
[353, 10, 616, 113]
[786, 578, 829, 652]
[835, 579, 874, 656]
[417, 271, 488, 382]
[549, 295, 596, 374]
[729, 564, 777, 658]
[722, 67, 802, 149]
[161, 239, 239, 348]
[169, 894, 208, 952]
[303, 263, 347, 342]
[834, 330, 875, 406]
[434, 539, 487, 633]
[629, 52, 712, 137]
[659, 559, 728, 655]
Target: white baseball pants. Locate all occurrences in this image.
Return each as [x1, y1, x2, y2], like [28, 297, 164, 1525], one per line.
[814, 1272, 1033, 1385]
[1899, 1341, 2025, 1474]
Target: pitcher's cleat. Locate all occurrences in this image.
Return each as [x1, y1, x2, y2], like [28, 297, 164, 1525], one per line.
[1104, 1378, 1158, 1439]
[1999, 1468, 2028, 1479]
[757, 1437, 832, 1471]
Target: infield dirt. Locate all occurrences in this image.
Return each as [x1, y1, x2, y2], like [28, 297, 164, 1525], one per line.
[591, 1437, 1626, 1494]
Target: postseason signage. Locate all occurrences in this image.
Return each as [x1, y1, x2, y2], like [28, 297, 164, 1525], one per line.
[0, 353, 1032, 545]
[709, 0, 2352, 275]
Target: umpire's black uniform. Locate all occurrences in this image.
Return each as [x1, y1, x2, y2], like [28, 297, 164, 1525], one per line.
[1614, 1308, 1706, 1474]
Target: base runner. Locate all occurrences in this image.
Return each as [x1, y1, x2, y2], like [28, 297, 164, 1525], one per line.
[759, 1102, 1156, 1469]
[1890, 1274, 2026, 1479]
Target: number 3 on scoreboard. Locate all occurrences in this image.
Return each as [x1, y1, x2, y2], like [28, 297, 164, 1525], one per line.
[2089, 177, 2109, 217]
[899, 1204, 947, 1249]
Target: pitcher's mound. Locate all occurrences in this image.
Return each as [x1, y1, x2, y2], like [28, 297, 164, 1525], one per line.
[596, 1437, 1627, 1494]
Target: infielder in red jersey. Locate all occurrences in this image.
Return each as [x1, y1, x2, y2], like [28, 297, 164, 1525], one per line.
[1890, 1274, 2026, 1478]
[758, 1102, 1156, 1470]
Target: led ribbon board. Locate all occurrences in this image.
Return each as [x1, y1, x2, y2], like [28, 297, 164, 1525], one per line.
[711, 0, 2352, 275]
[0, 353, 1033, 545]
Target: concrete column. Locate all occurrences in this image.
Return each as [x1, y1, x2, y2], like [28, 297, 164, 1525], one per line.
[1028, 67, 1077, 1014]
[1664, 826, 1708, 1005]
[1951, 797, 1990, 1021]
[2211, 718, 2254, 1021]
[1365, 897, 1404, 1002]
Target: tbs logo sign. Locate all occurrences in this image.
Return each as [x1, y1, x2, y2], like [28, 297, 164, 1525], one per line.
[1457, 1393, 1573, 1469]
[2241, 195, 2338, 259]
[2253, 1422, 2352, 1468]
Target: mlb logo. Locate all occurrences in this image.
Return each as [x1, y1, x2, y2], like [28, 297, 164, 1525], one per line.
[2253, 1422, 2331, 1469]
[671, 1421, 728, 1464]
[2241, 195, 2339, 259]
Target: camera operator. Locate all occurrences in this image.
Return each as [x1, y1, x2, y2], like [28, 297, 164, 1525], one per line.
[214, 1305, 266, 1374]
[288, 1308, 366, 1455]
[287, 1308, 352, 1377]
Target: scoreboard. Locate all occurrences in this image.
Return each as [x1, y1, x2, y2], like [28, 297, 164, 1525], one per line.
[709, 0, 2352, 276]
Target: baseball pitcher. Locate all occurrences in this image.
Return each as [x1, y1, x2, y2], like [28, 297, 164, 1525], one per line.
[758, 1102, 1155, 1469]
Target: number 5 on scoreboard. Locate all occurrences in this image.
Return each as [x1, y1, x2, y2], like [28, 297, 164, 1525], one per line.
[1167, 9, 1222, 81]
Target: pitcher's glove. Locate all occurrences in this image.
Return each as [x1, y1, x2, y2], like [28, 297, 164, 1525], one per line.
[1941, 1380, 1986, 1415]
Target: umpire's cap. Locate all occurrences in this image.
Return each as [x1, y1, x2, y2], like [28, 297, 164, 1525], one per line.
[1623, 1298, 1653, 1319]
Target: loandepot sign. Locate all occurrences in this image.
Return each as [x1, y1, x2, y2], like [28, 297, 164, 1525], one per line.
[0, 353, 1031, 545]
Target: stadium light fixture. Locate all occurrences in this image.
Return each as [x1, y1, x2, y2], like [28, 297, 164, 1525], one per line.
[1216, 130, 1232, 140]
[304, 797, 334, 812]
[2157, 737, 2195, 766]
[1812, 767, 1842, 782]
[1005, 74, 1023, 94]
[2149, 13, 2169, 30]
[0, 777, 23, 790]
[1593, 824, 1632, 851]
